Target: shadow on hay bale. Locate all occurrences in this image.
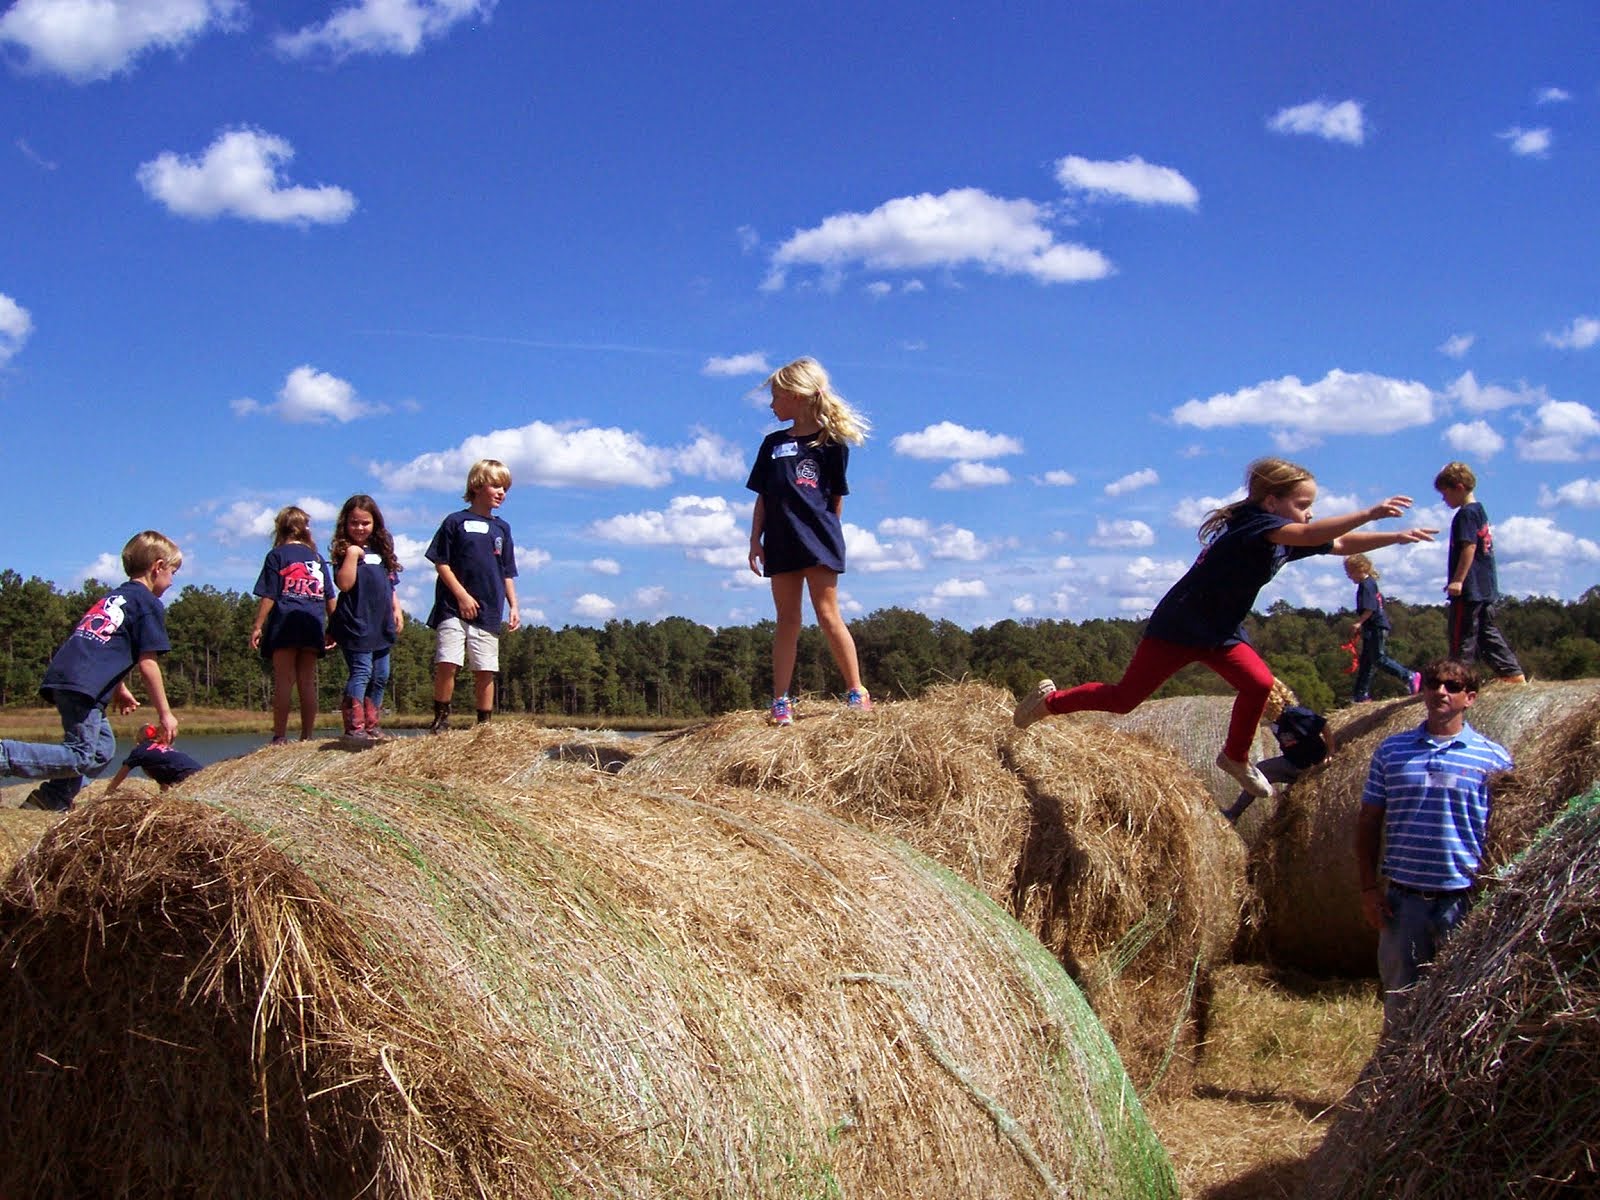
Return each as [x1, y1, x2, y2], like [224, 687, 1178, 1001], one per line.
[0, 809, 62, 874]
[623, 681, 1246, 1100]
[1246, 679, 1600, 978]
[0, 744, 1176, 1200]
[1302, 789, 1600, 1198]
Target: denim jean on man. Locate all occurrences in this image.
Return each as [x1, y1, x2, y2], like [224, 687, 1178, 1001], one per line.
[0, 689, 116, 810]
[1377, 883, 1471, 1030]
[342, 648, 392, 705]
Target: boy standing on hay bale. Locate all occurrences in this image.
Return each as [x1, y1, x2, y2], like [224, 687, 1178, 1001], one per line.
[1356, 658, 1512, 1029]
[1, 531, 181, 810]
[426, 459, 520, 733]
[1434, 461, 1525, 685]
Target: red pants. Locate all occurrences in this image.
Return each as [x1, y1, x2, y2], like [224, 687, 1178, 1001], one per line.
[1044, 636, 1275, 761]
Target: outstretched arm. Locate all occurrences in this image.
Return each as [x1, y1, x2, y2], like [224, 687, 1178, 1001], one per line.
[1268, 496, 1416, 548]
[1331, 527, 1438, 555]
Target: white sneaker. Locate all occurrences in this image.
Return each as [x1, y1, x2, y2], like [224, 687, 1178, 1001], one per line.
[1215, 752, 1273, 799]
[1013, 679, 1056, 729]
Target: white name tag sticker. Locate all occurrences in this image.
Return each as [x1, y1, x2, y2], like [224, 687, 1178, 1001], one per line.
[772, 442, 799, 458]
[364, 552, 383, 565]
[463, 519, 490, 533]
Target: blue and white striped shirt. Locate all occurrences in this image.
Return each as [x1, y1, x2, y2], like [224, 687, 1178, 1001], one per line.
[1361, 721, 1513, 891]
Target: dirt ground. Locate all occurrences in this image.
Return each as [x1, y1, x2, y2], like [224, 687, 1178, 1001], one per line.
[1147, 963, 1382, 1199]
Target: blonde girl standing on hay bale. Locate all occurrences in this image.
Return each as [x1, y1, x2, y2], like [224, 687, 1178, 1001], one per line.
[747, 357, 871, 725]
[1015, 457, 1436, 798]
[250, 506, 335, 745]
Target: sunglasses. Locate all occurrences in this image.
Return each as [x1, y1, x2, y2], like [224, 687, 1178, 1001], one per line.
[1421, 677, 1468, 693]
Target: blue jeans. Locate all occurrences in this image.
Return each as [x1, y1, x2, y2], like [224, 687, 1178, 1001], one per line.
[342, 648, 391, 705]
[1377, 884, 1471, 1030]
[1352, 627, 1411, 700]
[0, 690, 116, 810]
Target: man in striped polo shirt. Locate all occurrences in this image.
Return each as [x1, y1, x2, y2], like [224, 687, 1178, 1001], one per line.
[1355, 658, 1513, 1030]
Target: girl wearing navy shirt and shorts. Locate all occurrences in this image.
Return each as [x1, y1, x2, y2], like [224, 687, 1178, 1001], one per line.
[250, 506, 335, 744]
[747, 357, 872, 725]
[1014, 457, 1435, 798]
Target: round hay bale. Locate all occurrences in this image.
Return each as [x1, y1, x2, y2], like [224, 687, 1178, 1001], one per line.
[624, 681, 1246, 1099]
[1303, 789, 1600, 1198]
[0, 809, 61, 875]
[1248, 679, 1600, 977]
[0, 743, 1176, 1199]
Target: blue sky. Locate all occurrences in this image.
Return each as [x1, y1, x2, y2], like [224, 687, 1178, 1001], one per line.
[2, 1, 1597, 630]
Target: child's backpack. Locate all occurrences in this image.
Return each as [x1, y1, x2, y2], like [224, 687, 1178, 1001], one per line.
[1273, 705, 1329, 769]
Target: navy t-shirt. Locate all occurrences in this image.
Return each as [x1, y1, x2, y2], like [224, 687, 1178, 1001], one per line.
[745, 429, 850, 576]
[254, 544, 334, 655]
[1145, 505, 1331, 647]
[123, 742, 203, 786]
[1448, 501, 1499, 602]
[41, 580, 171, 705]
[330, 551, 399, 652]
[426, 509, 517, 632]
[1355, 577, 1391, 633]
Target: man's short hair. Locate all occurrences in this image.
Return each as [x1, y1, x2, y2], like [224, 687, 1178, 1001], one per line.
[122, 531, 182, 578]
[1421, 657, 1480, 693]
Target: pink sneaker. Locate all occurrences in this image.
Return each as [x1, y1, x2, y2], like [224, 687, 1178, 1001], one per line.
[846, 688, 872, 711]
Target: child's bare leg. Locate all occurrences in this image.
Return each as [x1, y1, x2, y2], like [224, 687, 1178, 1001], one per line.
[804, 567, 863, 693]
[474, 670, 495, 717]
[769, 572, 805, 698]
[433, 662, 458, 704]
[270, 649, 296, 738]
[295, 650, 319, 740]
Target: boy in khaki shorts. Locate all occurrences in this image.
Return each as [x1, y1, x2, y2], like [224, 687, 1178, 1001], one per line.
[425, 459, 520, 732]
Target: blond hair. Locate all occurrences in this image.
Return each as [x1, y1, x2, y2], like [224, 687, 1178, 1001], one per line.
[1434, 461, 1476, 492]
[122, 531, 182, 578]
[1197, 457, 1315, 543]
[766, 357, 870, 447]
[271, 506, 320, 555]
[1345, 552, 1378, 580]
[465, 458, 513, 503]
[1262, 677, 1298, 724]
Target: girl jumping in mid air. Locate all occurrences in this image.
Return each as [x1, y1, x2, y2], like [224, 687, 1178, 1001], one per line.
[250, 506, 335, 744]
[1013, 457, 1436, 796]
[1346, 553, 1420, 702]
[329, 494, 404, 740]
[747, 357, 872, 725]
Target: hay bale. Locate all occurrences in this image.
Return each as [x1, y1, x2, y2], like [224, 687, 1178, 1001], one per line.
[1248, 680, 1600, 977]
[1303, 789, 1600, 1198]
[0, 809, 61, 874]
[0, 742, 1176, 1199]
[625, 681, 1246, 1098]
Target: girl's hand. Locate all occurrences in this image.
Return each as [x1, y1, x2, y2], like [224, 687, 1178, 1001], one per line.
[748, 543, 763, 575]
[345, 545, 363, 560]
[1368, 495, 1413, 520]
[249, 627, 263, 649]
[1395, 526, 1439, 544]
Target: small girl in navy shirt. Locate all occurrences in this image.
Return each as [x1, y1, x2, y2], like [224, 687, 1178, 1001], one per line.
[250, 506, 335, 744]
[1014, 457, 1435, 797]
[746, 357, 871, 725]
[329, 495, 404, 740]
[105, 723, 203, 793]
[1345, 553, 1420, 701]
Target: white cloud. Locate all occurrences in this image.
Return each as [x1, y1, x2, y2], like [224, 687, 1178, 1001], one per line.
[865, 281, 892, 298]
[1543, 316, 1600, 351]
[1040, 469, 1077, 487]
[670, 430, 746, 481]
[844, 523, 922, 573]
[573, 592, 617, 620]
[928, 525, 996, 561]
[1496, 516, 1600, 564]
[1267, 99, 1366, 145]
[1499, 126, 1551, 157]
[1539, 479, 1600, 509]
[589, 558, 622, 575]
[588, 495, 742, 549]
[0, 292, 34, 365]
[392, 533, 430, 574]
[138, 128, 356, 225]
[213, 496, 339, 544]
[892, 420, 1023, 460]
[276, 0, 494, 60]
[631, 585, 668, 610]
[1171, 369, 1433, 433]
[932, 461, 1012, 490]
[376, 419, 674, 491]
[233, 365, 380, 424]
[1171, 493, 1239, 529]
[1089, 518, 1156, 548]
[1051, 555, 1077, 571]
[1443, 420, 1506, 459]
[1012, 594, 1036, 615]
[1104, 467, 1158, 496]
[78, 551, 123, 584]
[1446, 371, 1547, 413]
[1517, 400, 1600, 462]
[764, 187, 1113, 289]
[0, 0, 241, 82]
[1535, 86, 1572, 105]
[1053, 154, 1199, 208]
[1439, 333, 1475, 359]
[877, 516, 930, 538]
[702, 352, 771, 377]
[924, 577, 989, 602]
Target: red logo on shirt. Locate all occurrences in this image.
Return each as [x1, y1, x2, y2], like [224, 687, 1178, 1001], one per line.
[75, 594, 127, 644]
[795, 460, 820, 489]
[279, 560, 326, 599]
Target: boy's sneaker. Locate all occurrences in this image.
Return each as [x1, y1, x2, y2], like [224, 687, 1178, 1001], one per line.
[1408, 671, 1422, 695]
[769, 695, 793, 727]
[1013, 679, 1056, 729]
[1220, 797, 1251, 825]
[269, 735, 289, 747]
[1216, 752, 1273, 799]
[846, 688, 872, 711]
[1496, 673, 1528, 685]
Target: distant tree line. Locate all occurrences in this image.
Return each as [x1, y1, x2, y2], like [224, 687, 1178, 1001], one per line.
[4, 568, 1599, 718]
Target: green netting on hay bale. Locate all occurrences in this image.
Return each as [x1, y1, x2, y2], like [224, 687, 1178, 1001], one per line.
[1302, 788, 1600, 1198]
[624, 681, 1246, 1100]
[0, 744, 1175, 1200]
[1248, 680, 1600, 977]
